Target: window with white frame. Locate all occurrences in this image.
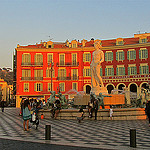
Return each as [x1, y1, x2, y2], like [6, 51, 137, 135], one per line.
[105, 51, 113, 61]
[24, 83, 29, 92]
[47, 53, 53, 63]
[59, 83, 65, 92]
[34, 83, 43, 92]
[34, 53, 43, 65]
[128, 64, 137, 75]
[116, 50, 124, 61]
[58, 69, 66, 80]
[22, 70, 31, 80]
[83, 52, 91, 62]
[140, 64, 149, 74]
[72, 53, 77, 65]
[139, 48, 148, 59]
[71, 69, 78, 80]
[46, 68, 55, 78]
[22, 53, 31, 65]
[105, 66, 114, 76]
[59, 54, 65, 65]
[117, 66, 125, 76]
[72, 82, 77, 91]
[83, 67, 91, 77]
[127, 49, 136, 60]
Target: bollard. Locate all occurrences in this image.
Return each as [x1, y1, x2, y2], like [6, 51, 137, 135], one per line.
[45, 125, 51, 140]
[130, 129, 136, 148]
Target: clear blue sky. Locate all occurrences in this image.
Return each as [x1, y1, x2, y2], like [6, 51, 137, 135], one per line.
[0, 0, 150, 68]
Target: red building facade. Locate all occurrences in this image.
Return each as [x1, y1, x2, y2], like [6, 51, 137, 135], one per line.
[14, 33, 150, 107]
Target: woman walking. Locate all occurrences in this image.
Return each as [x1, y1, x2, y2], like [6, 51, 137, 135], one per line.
[22, 99, 31, 131]
[145, 101, 150, 127]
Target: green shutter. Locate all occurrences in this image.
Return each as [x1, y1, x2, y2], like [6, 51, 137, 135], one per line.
[83, 69, 85, 77]
[58, 69, 60, 77]
[83, 53, 85, 62]
[51, 44, 54, 48]
[89, 53, 91, 61]
[134, 51, 136, 59]
[128, 67, 130, 75]
[34, 83, 36, 91]
[140, 66, 142, 74]
[111, 52, 113, 61]
[134, 67, 137, 74]
[146, 49, 148, 58]
[122, 52, 125, 60]
[112, 68, 114, 76]
[22, 54, 24, 63]
[46, 70, 48, 77]
[123, 67, 125, 75]
[105, 53, 107, 61]
[127, 51, 129, 60]
[105, 68, 107, 76]
[146, 66, 149, 74]
[34, 54, 37, 63]
[116, 52, 118, 60]
[139, 50, 141, 59]
[64, 69, 66, 77]
[41, 83, 43, 91]
[100, 68, 102, 76]
[116, 68, 118, 75]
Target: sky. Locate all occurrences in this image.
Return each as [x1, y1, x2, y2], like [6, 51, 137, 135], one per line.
[0, 0, 150, 68]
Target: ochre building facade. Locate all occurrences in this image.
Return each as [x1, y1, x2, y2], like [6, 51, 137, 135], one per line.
[14, 33, 150, 107]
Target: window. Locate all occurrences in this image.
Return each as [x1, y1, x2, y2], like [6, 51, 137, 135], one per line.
[72, 83, 77, 91]
[71, 69, 78, 80]
[34, 83, 43, 92]
[83, 68, 91, 77]
[127, 49, 136, 60]
[83, 52, 91, 62]
[48, 83, 52, 91]
[128, 65, 137, 75]
[24, 83, 29, 92]
[72, 43, 77, 48]
[58, 69, 66, 80]
[34, 70, 43, 80]
[22, 70, 31, 80]
[116, 50, 124, 61]
[139, 37, 147, 43]
[140, 64, 149, 74]
[46, 68, 55, 78]
[22, 53, 31, 65]
[117, 66, 125, 76]
[139, 48, 148, 59]
[59, 83, 65, 92]
[105, 51, 113, 61]
[72, 53, 77, 65]
[116, 38, 124, 46]
[59, 54, 65, 65]
[47, 53, 53, 63]
[105, 66, 114, 76]
[34, 53, 43, 65]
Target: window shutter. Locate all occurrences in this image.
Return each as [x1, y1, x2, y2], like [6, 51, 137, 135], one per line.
[105, 53, 107, 61]
[34, 54, 37, 63]
[146, 49, 148, 58]
[105, 68, 107, 76]
[34, 70, 37, 77]
[123, 52, 125, 60]
[29, 54, 31, 63]
[34, 83, 36, 91]
[127, 51, 129, 60]
[58, 69, 60, 77]
[53, 69, 55, 77]
[46, 70, 48, 77]
[134, 51, 136, 59]
[146, 66, 149, 74]
[134, 67, 137, 74]
[112, 68, 114, 76]
[89, 69, 91, 76]
[116, 52, 118, 60]
[139, 66, 142, 74]
[100, 68, 102, 76]
[89, 53, 91, 61]
[83, 69, 85, 77]
[29, 70, 31, 77]
[83, 53, 85, 62]
[128, 67, 130, 75]
[123, 67, 125, 75]
[41, 70, 43, 77]
[116, 68, 118, 75]
[41, 83, 43, 91]
[139, 50, 141, 59]
[22, 54, 24, 63]
[41, 55, 43, 63]
[64, 69, 66, 77]
[111, 52, 113, 61]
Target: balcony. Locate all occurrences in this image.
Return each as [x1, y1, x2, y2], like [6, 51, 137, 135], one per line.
[56, 62, 79, 67]
[21, 77, 43, 80]
[57, 76, 79, 81]
[21, 62, 43, 67]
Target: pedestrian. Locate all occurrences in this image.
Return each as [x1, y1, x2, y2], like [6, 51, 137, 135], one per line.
[1, 99, 5, 112]
[109, 105, 113, 120]
[20, 98, 25, 116]
[93, 99, 98, 120]
[145, 101, 150, 127]
[22, 99, 31, 131]
[77, 107, 84, 123]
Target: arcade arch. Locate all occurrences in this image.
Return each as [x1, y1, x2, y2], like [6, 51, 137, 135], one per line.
[84, 84, 91, 94]
[106, 83, 115, 94]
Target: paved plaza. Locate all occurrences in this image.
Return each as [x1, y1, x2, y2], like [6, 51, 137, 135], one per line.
[0, 108, 150, 150]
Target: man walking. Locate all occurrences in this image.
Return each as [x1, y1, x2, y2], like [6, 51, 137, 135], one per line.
[1, 99, 5, 112]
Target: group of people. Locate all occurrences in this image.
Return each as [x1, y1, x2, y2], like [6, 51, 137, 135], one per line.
[20, 98, 44, 131]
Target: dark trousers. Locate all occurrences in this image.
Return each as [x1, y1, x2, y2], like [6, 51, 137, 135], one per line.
[94, 109, 98, 120]
[147, 113, 150, 123]
[2, 107, 4, 112]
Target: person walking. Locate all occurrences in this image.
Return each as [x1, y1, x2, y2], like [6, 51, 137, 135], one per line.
[109, 105, 113, 120]
[1, 99, 5, 112]
[22, 99, 31, 131]
[145, 101, 150, 127]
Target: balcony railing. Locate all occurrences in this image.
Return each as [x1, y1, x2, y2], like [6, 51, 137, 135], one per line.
[57, 76, 79, 80]
[21, 77, 43, 80]
[21, 62, 43, 66]
[56, 62, 79, 67]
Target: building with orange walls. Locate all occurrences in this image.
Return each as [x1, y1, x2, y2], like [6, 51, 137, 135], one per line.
[14, 33, 150, 107]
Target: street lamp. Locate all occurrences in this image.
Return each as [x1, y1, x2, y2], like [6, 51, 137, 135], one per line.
[50, 60, 54, 91]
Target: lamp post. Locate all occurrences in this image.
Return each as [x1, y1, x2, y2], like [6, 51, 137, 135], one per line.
[50, 60, 54, 91]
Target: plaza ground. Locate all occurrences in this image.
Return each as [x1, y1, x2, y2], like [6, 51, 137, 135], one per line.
[0, 108, 150, 150]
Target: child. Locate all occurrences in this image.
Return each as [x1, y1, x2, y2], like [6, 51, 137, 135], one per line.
[77, 108, 84, 123]
[109, 105, 113, 120]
